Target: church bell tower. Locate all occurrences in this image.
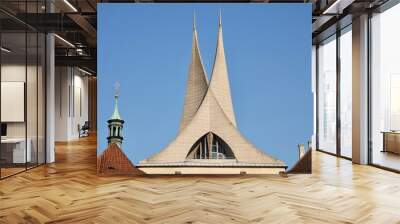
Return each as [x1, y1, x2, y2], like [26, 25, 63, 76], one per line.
[107, 82, 124, 147]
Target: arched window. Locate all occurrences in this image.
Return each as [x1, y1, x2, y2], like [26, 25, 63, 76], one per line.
[186, 132, 235, 159]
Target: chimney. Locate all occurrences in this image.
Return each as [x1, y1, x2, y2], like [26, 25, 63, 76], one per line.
[298, 144, 305, 159]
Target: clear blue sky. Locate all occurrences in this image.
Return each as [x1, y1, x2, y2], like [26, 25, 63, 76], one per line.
[98, 4, 312, 168]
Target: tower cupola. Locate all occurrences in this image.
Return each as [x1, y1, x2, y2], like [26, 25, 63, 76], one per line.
[107, 82, 124, 147]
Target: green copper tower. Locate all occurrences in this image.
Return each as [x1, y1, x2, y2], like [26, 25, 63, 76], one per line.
[107, 82, 124, 147]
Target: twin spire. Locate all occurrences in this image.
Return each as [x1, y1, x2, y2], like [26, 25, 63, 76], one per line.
[140, 13, 286, 168]
[180, 12, 237, 131]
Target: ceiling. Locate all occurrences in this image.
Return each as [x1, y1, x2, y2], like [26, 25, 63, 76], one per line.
[0, 0, 392, 75]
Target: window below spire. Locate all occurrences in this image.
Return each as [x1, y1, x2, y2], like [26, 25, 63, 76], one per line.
[186, 132, 235, 160]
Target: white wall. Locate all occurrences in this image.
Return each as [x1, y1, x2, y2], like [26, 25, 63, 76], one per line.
[1, 65, 40, 138]
[1, 66, 26, 138]
[1, 63, 46, 163]
[55, 67, 89, 141]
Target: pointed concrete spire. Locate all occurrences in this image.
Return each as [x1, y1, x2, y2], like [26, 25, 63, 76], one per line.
[140, 13, 286, 174]
[179, 14, 209, 131]
[209, 11, 237, 127]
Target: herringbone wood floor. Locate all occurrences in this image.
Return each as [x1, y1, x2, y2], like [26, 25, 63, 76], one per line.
[1, 135, 400, 224]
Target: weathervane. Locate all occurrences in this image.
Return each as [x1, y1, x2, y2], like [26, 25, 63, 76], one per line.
[114, 81, 120, 98]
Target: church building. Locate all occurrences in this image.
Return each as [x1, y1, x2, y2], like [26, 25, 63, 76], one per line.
[138, 14, 287, 174]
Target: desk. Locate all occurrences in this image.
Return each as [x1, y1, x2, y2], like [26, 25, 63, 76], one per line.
[1, 138, 31, 163]
[382, 132, 400, 154]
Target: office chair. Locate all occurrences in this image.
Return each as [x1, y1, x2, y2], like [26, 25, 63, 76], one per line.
[79, 121, 90, 138]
